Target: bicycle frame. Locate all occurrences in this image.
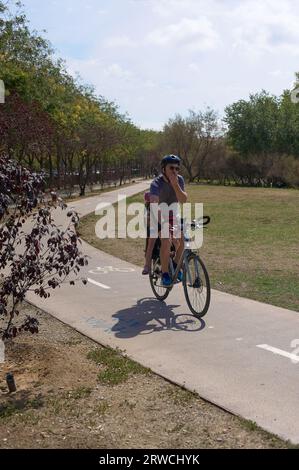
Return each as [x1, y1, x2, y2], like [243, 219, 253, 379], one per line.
[150, 216, 211, 316]
[167, 226, 201, 289]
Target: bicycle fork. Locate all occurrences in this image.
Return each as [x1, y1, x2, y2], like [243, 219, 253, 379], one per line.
[169, 249, 195, 287]
[182, 250, 201, 288]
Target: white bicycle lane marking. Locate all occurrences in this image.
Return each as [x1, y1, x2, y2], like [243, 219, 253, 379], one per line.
[257, 344, 299, 363]
[88, 266, 136, 275]
[87, 278, 111, 290]
[87, 266, 136, 290]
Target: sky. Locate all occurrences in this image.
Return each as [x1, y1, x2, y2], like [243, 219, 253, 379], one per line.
[21, 0, 299, 130]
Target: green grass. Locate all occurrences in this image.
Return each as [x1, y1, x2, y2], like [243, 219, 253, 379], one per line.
[96, 401, 109, 415]
[0, 402, 20, 419]
[79, 184, 299, 312]
[67, 386, 92, 400]
[0, 396, 44, 420]
[239, 418, 299, 448]
[165, 386, 197, 405]
[87, 347, 150, 385]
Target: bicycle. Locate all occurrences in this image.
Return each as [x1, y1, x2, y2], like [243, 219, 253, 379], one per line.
[149, 216, 211, 318]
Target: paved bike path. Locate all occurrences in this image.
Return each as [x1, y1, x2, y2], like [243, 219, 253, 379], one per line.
[26, 181, 299, 444]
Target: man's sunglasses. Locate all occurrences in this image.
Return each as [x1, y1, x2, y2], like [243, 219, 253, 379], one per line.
[169, 166, 179, 171]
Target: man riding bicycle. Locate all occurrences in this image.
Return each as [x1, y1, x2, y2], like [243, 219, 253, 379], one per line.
[146, 155, 188, 287]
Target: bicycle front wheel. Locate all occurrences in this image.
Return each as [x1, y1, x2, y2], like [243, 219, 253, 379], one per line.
[183, 253, 211, 317]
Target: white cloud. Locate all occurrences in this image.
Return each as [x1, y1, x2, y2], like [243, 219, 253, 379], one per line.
[67, 58, 101, 76]
[103, 64, 132, 80]
[67, 59, 132, 83]
[188, 63, 201, 72]
[144, 80, 156, 88]
[104, 35, 136, 48]
[147, 17, 219, 51]
[150, 0, 201, 18]
[148, 0, 299, 57]
[269, 70, 283, 77]
[26, 0, 299, 130]
[230, 0, 299, 56]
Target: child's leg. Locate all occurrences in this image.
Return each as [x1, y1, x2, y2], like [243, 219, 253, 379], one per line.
[142, 237, 157, 274]
[145, 237, 156, 267]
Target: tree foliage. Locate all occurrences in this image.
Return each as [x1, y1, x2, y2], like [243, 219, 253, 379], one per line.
[0, 1, 146, 193]
[0, 153, 88, 340]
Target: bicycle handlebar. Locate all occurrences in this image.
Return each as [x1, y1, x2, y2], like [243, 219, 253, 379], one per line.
[190, 216, 211, 230]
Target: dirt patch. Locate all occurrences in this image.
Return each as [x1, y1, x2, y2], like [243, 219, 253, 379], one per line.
[0, 304, 293, 449]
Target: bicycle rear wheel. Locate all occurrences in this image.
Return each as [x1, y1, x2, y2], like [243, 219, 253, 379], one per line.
[149, 256, 171, 301]
[183, 253, 210, 317]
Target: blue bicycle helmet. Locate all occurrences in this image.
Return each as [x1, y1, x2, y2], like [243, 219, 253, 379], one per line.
[161, 155, 181, 169]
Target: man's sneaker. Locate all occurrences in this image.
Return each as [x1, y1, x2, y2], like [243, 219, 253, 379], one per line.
[162, 272, 172, 287]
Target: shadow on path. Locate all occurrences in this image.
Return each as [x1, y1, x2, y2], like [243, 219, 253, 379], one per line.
[111, 297, 206, 339]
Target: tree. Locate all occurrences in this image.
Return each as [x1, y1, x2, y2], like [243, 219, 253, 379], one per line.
[224, 83, 299, 187]
[137, 129, 163, 178]
[224, 91, 280, 157]
[163, 109, 222, 182]
[0, 153, 88, 340]
[0, 91, 54, 165]
[276, 89, 299, 158]
[1, 1, 148, 192]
